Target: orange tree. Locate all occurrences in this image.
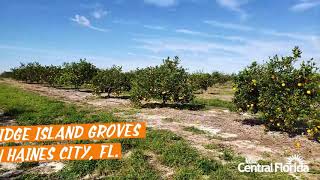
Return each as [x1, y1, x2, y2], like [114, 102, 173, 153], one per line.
[189, 72, 214, 92]
[58, 59, 97, 89]
[12, 62, 45, 83]
[234, 47, 319, 142]
[41, 65, 62, 87]
[0, 71, 13, 78]
[211, 71, 234, 84]
[130, 57, 194, 105]
[91, 66, 128, 97]
[11, 63, 26, 81]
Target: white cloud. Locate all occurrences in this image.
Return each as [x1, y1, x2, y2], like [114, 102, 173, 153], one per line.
[127, 52, 137, 56]
[176, 29, 209, 36]
[127, 52, 163, 60]
[144, 0, 178, 7]
[92, 9, 108, 19]
[133, 38, 242, 54]
[133, 30, 320, 69]
[71, 14, 90, 26]
[204, 20, 253, 31]
[260, 29, 317, 41]
[216, 0, 250, 20]
[143, 25, 166, 30]
[290, 0, 320, 12]
[70, 14, 108, 32]
[201, 19, 319, 60]
[203, 20, 318, 42]
[175, 28, 246, 41]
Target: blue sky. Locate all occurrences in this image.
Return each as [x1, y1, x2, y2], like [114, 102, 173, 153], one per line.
[0, 0, 319, 73]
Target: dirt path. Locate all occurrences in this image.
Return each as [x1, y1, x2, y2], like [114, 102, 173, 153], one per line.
[1, 79, 320, 178]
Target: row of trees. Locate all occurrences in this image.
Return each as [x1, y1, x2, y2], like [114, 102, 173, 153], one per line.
[190, 72, 234, 92]
[11, 60, 96, 88]
[4, 47, 319, 141]
[8, 57, 232, 104]
[91, 66, 132, 97]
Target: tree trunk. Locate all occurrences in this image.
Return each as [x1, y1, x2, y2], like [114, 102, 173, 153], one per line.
[162, 96, 167, 105]
[107, 88, 112, 98]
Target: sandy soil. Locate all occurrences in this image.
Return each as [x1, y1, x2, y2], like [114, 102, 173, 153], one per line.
[1, 79, 319, 179]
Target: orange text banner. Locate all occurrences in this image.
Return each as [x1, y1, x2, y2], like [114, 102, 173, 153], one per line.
[0, 143, 121, 163]
[0, 122, 146, 143]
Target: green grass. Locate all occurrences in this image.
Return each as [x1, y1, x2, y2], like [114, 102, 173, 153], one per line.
[204, 143, 219, 150]
[0, 82, 294, 179]
[193, 98, 236, 111]
[309, 166, 320, 174]
[0, 83, 117, 125]
[220, 148, 235, 161]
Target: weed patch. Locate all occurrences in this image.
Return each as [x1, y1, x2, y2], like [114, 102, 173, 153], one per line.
[183, 126, 206, 134]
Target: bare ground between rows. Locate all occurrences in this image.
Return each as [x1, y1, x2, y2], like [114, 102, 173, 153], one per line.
[1, 79, 320, 178]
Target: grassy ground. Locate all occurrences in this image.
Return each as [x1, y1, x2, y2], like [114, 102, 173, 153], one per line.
[196, 82, 234, 101]
[193, 98, 236, 111]
[0, 83, 117, 126]
[193, 81, 236, 111]
[0, 82, 294, 179]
